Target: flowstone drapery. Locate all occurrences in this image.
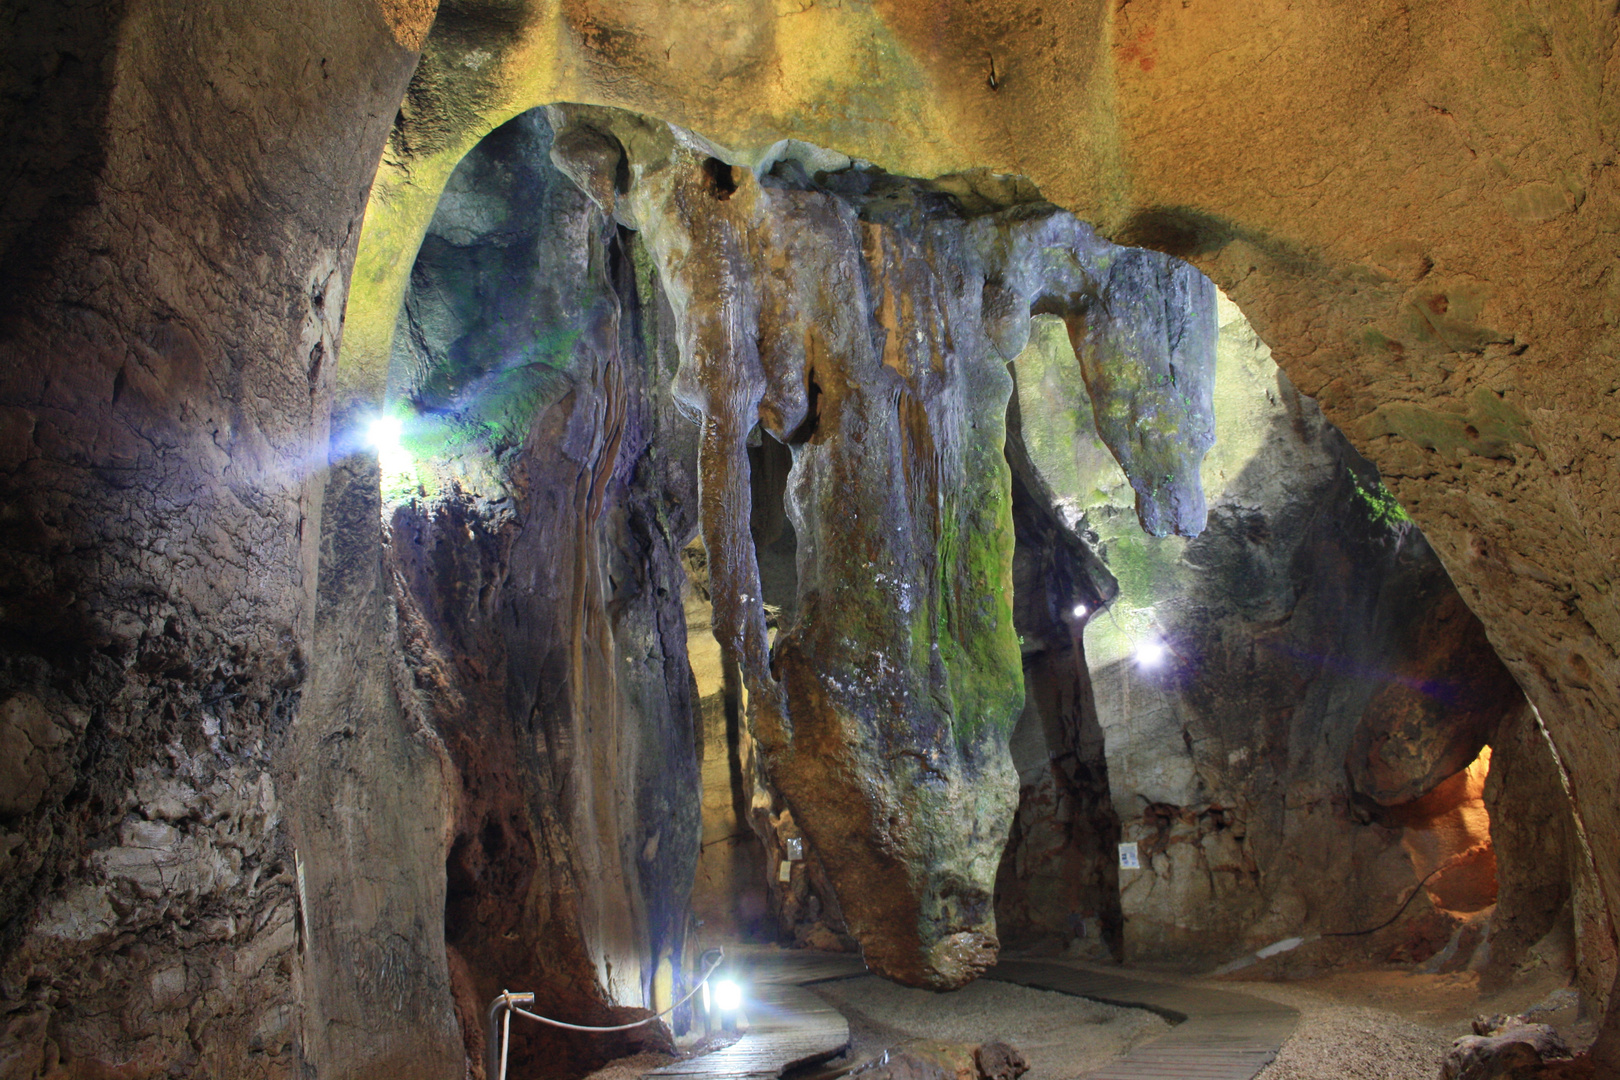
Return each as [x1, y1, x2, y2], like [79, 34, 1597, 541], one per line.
[549, 107, 1216, 987]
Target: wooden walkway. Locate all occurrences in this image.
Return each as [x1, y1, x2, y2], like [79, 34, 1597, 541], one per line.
[640, 951, 1295, 1080]
[644, 951, 860, 1079]
[988, 960, 1297, 1080]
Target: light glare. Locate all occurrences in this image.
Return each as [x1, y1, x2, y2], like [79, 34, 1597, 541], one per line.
[368, 415, 403, 453]
[1135, 639, 1167, 668]
[368, 415, 411, 474]
[713, 979, 743, 1012]
[1072, 603, 1088, 618]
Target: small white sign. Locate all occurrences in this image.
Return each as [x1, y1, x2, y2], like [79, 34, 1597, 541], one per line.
[778, 859, 793, 883]
[1118, 841, 1140, 869]
[786, 838, 804, 861]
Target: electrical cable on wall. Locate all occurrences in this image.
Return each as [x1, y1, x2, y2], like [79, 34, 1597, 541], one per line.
[1213, 864, 1450, 975]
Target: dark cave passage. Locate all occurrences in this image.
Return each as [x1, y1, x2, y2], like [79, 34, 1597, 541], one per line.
[994, 389, 1126, 961]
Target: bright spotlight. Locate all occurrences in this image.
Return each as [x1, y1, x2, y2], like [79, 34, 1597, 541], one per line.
[1135, 639, 1167, 669]
[1072, 603, 1089, 619]
[368, 415, 403, 454]
[368, 415, 411, 474]
[712, 979, 743, 1013]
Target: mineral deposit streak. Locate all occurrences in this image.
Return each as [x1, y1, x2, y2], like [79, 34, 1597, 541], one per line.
[549, 106, 1217, 989]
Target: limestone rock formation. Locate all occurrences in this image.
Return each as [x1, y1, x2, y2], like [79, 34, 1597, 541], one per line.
[349, 2, 1620, 1059]
[1485, 707, 1613, 1006]
[0, 6, 462, 1077]
[382, 110, 703, 1073]
[5, 0, 1620, 1074]
[1013, 298, 1551, 966]
[544, 105, 1217, 987]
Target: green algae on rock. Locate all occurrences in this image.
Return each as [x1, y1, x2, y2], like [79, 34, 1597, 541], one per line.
[547, 105, 1218, 988]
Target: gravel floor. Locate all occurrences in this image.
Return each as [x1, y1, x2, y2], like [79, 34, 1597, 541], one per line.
[1202, 979, 1462, 1080]
[806, 975, 1169, 1080]
[1257, 1001, 1453, 1079]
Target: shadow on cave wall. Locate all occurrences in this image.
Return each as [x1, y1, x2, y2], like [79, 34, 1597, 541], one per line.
[0, 2, 116, 330]
[993, 375, 1125, 960]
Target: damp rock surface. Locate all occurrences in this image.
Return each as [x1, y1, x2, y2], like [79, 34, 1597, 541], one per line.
[1013, 298, 1543, 966]
[5, 1, 1620, 1074]
[359, 4, 1620, 1061]
[382, 110, 703, 1076]
[548, 105, 1217, 988]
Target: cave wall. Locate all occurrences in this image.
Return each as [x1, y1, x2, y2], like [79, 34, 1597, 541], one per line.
[1013, 300, 1564, 971]
[379, 110, 705, 1075]
[0, 3, 464, 1078]
[1017, 304, 1483, 952]
[4, 0, 1620, 1074]
[1485, 705, 1615, 1005]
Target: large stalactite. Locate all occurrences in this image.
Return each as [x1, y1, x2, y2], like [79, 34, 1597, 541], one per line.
[547, 106, 1217, 987]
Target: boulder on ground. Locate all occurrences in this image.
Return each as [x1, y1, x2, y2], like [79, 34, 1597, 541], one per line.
[1442, 1014, 1572, 1080]
[852, 1040, 1029, 1080]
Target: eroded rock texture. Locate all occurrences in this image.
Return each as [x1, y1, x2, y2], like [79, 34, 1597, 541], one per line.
[1015, 301, 1567, 973]
[1484, 706, 1612, 1003]
[546, 105, 1216, 987]
[381, 111, 702, 1075]
[8, 0, 1620, 1073]
[355, 3, 1620, 1062]
[0, 5, 459, 1078]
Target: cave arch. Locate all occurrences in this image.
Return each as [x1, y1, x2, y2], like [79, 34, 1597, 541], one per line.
[333, 3, 1619, 1057]
[1, 1, 1616, 1075]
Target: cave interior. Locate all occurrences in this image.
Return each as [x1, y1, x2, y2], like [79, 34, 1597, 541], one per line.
[1, 3, 1617, 1080]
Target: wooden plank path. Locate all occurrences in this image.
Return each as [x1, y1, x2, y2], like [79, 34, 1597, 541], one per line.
[644, 951, 861, 1079]
[640, 951, 1295, 1080]
[987, 959, 1297, 1080]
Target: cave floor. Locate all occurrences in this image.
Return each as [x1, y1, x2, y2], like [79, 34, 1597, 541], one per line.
[1221, 965, 1596, 1079]
[580, 949, 1590, 1080]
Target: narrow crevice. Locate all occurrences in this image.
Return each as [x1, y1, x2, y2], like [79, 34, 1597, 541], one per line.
[994, 372, 1126, 960]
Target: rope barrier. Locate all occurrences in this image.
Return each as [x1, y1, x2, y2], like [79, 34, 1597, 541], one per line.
[488, 948, 728, 1080]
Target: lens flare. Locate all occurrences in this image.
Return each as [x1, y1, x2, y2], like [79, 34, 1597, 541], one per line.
[1135, 639, 1167, 668]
